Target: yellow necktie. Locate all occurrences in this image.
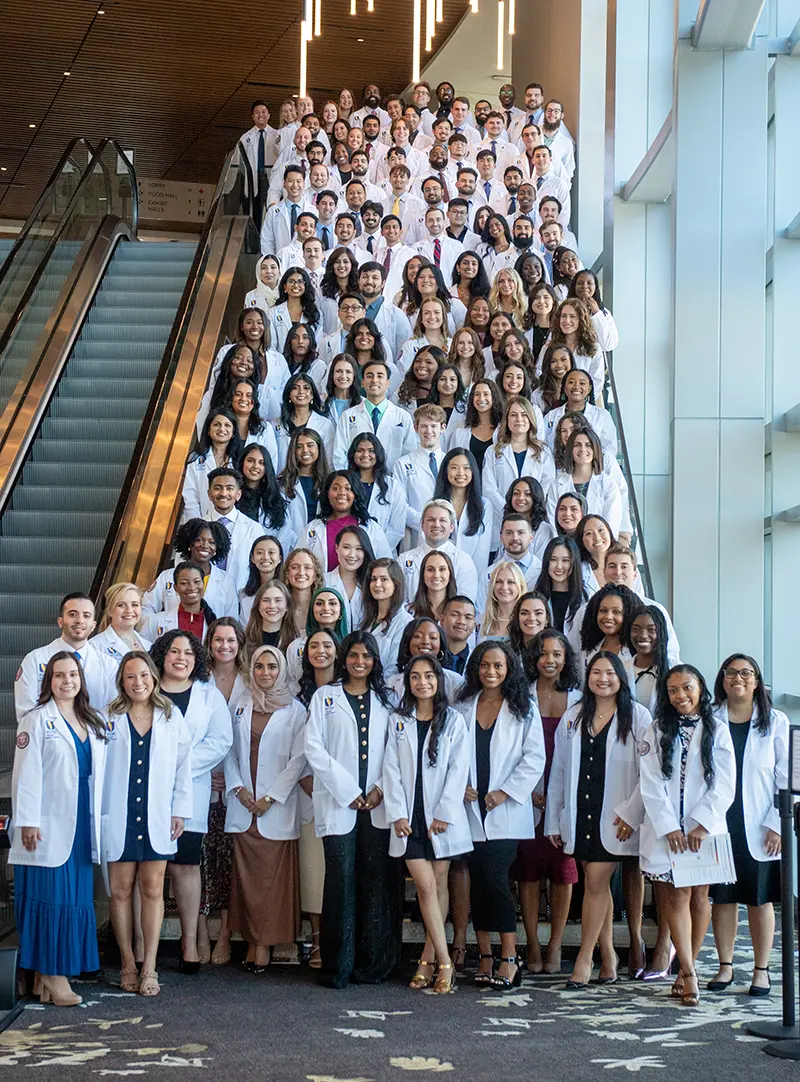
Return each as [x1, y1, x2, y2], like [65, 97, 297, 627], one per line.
[392, 196, 401, 217]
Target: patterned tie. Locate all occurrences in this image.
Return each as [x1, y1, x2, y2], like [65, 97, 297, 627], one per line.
[429, 452, 439, 479]
[371, 405, 381, 432]
[433, 238, 441, 267]
[383, 248, 392, 271]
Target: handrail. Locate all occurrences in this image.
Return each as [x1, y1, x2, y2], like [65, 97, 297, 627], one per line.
[606, 356, 655, 599]
[0, 136, 94, 295]
[92, 144, 257, 605]
[0, 216, 135, 516]
[0, 138, 138, 368]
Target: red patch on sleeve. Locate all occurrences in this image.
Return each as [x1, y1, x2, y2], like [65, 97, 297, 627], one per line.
[16, 733, 29, 749]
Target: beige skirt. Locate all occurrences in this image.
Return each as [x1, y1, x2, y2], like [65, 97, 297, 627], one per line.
[299, 820, 325, 914]
[228, 822, 300, 947]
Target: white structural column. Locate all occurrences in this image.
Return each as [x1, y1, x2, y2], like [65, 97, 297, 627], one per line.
[767, 53, 800, 704]
[670, 39, 768, 675]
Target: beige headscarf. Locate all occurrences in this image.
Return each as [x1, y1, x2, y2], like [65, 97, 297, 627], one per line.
[248, 645, 294, 714]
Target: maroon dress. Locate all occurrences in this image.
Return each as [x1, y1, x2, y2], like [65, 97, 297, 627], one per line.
[512, 715, 579, 885]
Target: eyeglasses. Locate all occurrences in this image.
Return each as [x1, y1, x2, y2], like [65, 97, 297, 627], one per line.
[339, 304, 364, 313]
[723, 667, 756, 681]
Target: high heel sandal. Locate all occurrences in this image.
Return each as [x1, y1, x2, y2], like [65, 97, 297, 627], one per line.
[490, 957, 522, 990]
[39, 978, 82, 1007]
[680, 971, 699, 1007]
[749, 966, 771, 998]
[119, 966, 140, 993]
[707, 962, 734, 992]
[670, 972, 685, 998]
[450, 945, 466, 972]
[409, 960, 434, 989]
[138, 971, 160, 997]
[308, 932, 322, 970]
[473, 953, 495, 986]
[434, 962, 455, 994]
[598, 954, 620, 985]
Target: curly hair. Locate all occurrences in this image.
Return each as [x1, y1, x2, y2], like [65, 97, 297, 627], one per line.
[396, 655, 451, 766]
[655, 664, 717, 784]
[318, 469, 374, 525]
[579, 583, 642, 654]
[150, 628, 211, 683]
[333, 630, 392, 707]
[456, 639, 531, 721]
[522, 628, 581, 690]
[550, 298, 600, 358]
[172, 517, 231, 566]
[576, 650, 635, 743]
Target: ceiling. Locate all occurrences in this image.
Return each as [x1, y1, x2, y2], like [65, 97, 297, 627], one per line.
[0, 0, 467, 219]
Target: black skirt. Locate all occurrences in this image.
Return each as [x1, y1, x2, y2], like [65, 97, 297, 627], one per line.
[406, 720, 436, 861]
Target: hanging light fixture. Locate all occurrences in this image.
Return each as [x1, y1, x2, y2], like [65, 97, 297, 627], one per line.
[314, 0, 321, 36]
[508, 0, 515, 33]
[412, 0, 422, 82]
[470, 0, 478, 10]
[436, 0, 443, 21]
[299, 18, 308, 96]
[496, 0, 505, 69]
[426, 0, 435, 50]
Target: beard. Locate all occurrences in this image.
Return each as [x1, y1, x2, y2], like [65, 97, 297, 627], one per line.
[542, 120, 559, 134]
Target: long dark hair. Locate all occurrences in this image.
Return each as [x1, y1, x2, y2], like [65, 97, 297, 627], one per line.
[411, 263, 454, 312]
[283, 324, 320, 379]
[508, 590, 551, 655]
[335, 524, 375, 591]
[397, 655, 450, 766]
[534, 536, 586, 622]
[464, 378, 503, 428]
[242, 534, 284, 598]
[36, 651, 107, 739]
[324, 352, 363, 410]
[396, 617, 450, 673]
[656, 664, 716, 784]
[321, 246, 360, 298]
[579, 583, 642, 654]
[347, 432, 391, 507]
[432, 447, 484, 537]
[713, 653, 772, 736]
[333, 629, 392, 707]
[276, 267, 321, 325]
[238, 442, 288, 529]
[224, 377, 266, 437]
[360, 558, 406, 633]
[345, 317, 387, 362]
[538, 342, 576, 413]
[575, 514, 616, 568]
[523, 629, 581, 691]
[208, 344, 261, 413]
[576, 650, 635, 743]
[428, 363, 468, 416]
[150, 627, 211, 683]
[189, 407, 244, 465]
[456, 640, 531, 721]
[624, 604, 669, 685]
[409, 549, 456, 619]
[278, 427, 328, 505]
[451, 250, 491, 299]
[319, 469, 373, 525]
[503, 476, 547, 532]
[280, 372, 323, 430]
[480, 212, 512, 251]
[298, 629, 338, 707]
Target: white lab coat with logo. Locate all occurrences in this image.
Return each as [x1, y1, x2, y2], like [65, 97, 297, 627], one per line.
[14, 638, 118, 722]
[89, 626, 152, 666]
[362, 475, 407, 552]
[383, 708, 473, 859]
[101, 707, 193, 861]
[333, 400, 417, 471]
[713, 703, 790, 862]
[638, 717, 736, 877]
[224, 694, 307, 839]
[546, 469, 623, 538]
[142, 565, 238, 621]
[273, 411, 335, 473]
[401, 540, 479, 608]
[206, 507, 266, 593]
[544, 702, 651, 856]
[304, 683, 392, 836]
[300, 516, 391, 573]
[392, 447, 445, 545]
[9, 703, 107, 867]
[457, 695, 546, 842]
[365, 609, 414, 679]
[482, 443, 555, 547]
[177, 681, 233, 834]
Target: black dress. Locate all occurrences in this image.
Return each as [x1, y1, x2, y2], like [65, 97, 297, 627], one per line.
[574, 722, 615, 862]
[406, 719, 435, 861]
[710, 720, 780, 907]
[469, 434, 493, 472]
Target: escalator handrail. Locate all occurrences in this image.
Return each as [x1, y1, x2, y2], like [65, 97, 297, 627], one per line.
[0, 216, 135, 517]
[606, 355, 655, 599]
[91, 145, 253, 604]
[0, 138, 138, 371]
[0, 137, 95, 295]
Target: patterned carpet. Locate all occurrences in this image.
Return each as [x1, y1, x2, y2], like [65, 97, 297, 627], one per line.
[0, 935, 796, 1080]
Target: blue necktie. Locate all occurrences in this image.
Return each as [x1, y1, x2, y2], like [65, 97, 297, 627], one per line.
[371, 406, 381, 432]
[429, 452, 439, 480]
[509, 196, 517, 213]
[367, 235, 374, 254]
[484, 180, 491, 200]
[537, 175, 545, 190]
[491, 140, 497, 156]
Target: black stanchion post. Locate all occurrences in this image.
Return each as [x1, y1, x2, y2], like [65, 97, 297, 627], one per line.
[749, 789, 797, 1040]
[763, 800, 800, 1058]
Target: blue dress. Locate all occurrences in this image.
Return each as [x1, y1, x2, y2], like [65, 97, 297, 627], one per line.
[118, 717, 171, 862]
[15, 725, 100, 976]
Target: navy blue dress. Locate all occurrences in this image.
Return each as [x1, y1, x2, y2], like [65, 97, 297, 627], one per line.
[15, 725, 100, 975]
[118, 717, 171, 862]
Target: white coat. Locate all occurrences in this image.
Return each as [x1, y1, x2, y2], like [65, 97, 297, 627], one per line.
[101, 707, 193, 861]
[333, 399, 417, 471]
[366, 608, 414, 679]
[638, 717, 736, 877]
[389, 669, 465, 706]
[458, 696, 546, 842]
[452, 498, 493, 612]
[273, 412, 335, 474]
[401, 540, 479, 609]
[482, 444, 556, 547]
[14, 637, 118, 721]
[260, 196, 315, 254]
[224, 695, 307, 839]
[392, 447, 445, 545]
[544, 702, 651, 856]
[301, 516, 391, 573]
[198, 351, 289, 437]
[445, 424, 496, 456]
[142, 564, 239, 621]
[713, 703, 789, 861]
[206, 507, 266, 593]
[414, 235, 462, 285]
[368, 300, 414, 359]
[177, 682, 233, 834]
[592, 308, 619, 352]
[268, 304, 323, 354]
[304, 683, 392, 836]
[382, 708, 474, 859]
[546, 470, 623, 538]
[89, 626, 152, 666]
[140, 608, 208, 644]
[9, 703, 107, 867]
[364, 475, 407, 552]
[544, 403, 618, 459]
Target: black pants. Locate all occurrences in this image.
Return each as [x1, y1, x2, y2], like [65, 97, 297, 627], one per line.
[466, 838, 519, 934]
[319, 812, 402, 988]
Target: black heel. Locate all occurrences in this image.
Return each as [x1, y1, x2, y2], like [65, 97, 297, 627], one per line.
[180, 958, 201, 975]
[749, 966, 771, 997]
[473, 953, 495, 986]
[490, 956, 521, 990]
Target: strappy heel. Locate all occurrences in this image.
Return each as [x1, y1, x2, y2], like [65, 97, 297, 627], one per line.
[670, 971, 685, 998]
[473, 953, 495, 986]
[490, 956, 522, 990]
[434, 962, 455, 994]
[450, 945, 466, 972]
[707, 961, 734, 992]
[680, 971, 699, 1007]
[409, 959, 434, 989]
[750, 966, 771, 997]
[138, 971, 160, 997]
[119, 966, 140, 993]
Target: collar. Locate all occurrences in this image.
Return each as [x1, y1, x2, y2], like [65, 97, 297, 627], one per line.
[209, 507, 239, 524]
[365, 296, 384, 318]
[366, 397, 389, 418]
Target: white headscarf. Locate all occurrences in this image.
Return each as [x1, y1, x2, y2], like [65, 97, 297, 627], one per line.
[251, 255, 280, 308]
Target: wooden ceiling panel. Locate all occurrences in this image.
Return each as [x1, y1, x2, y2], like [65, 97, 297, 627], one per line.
[0, 0, 467, 218]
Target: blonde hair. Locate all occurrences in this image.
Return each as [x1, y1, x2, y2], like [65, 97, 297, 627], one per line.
[488, 269, 527, 329]
[107, 651, 173, 718]
[482, 561, 528, 636]
[495, 395, 546, 460]
[414, 403, 447, 426]
[100, 582, 144, 632]
[413, 297, 451, 345]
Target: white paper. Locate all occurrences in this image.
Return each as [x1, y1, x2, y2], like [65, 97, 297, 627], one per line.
[670, 833, 737, 887]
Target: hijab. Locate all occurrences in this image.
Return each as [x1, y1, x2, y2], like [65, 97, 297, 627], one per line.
[250, 255, 280, 308]
[306, 585, 349, 641]
[248, 645, 294, 713]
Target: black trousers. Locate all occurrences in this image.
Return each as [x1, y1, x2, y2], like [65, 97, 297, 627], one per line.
[466, 838, 519, 934]
[319, 812, 402, 988]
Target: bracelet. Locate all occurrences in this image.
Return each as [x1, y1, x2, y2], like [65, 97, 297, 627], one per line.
[233, 786, 243, 796]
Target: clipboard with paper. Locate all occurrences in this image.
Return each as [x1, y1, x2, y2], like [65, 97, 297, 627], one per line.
[670, 833, 737, 887]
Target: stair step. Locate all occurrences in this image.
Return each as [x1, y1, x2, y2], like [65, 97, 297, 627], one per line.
[2, 511, 113, 537]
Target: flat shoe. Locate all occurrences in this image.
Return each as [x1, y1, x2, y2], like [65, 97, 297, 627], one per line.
[707, 963, 734, 992]
[749, 966, 771, 997]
